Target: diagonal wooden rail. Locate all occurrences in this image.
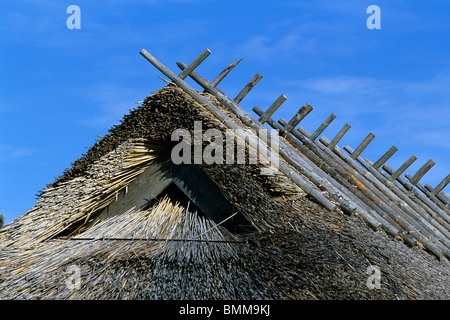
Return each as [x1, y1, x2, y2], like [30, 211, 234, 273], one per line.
[140, 47, 450, 260]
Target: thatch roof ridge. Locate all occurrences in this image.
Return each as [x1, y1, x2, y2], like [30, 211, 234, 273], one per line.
[44, 86, 204, 190]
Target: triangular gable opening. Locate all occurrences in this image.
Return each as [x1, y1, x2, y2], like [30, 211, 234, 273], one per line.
[54, 146, 255, 238]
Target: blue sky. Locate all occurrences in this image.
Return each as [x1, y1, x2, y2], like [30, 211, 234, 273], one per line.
[1, 0, 449, 224]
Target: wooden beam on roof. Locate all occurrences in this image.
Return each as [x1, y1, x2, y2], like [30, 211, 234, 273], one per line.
[344, 145, 450, 250]
[178, 48, 211, 80]
[233, 73, 263, 104]
[327, 124, 351, 150]
[372, 146, 398, 170]
[258, 94, 287, 124]
[256, 106, 399, 234]
[408, 159, 435, 186]
[382, 164, 450, 222]
[283, 104, 313, 134]
[310, 113, 336, 142]
[425, 183, 450, 206]
[431, 174, 450, 196]
[389, 155, 417, 180]
[350, 133, 375, 160]
[211, 58, 243, 87]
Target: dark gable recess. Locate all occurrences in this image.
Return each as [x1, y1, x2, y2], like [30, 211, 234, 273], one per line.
[56, 147, 254, 237]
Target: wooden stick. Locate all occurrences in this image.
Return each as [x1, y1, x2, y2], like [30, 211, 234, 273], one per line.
[432, 174, 450, 196]
[272, 116, 360, 216]
[233, 73, 263, 104]
[408, 159, 435, 186]
[405, 173, 450, 217]
[283, 104, 313, 133]
[350, 147, 450, 226]
[350, 133, 375, 160]
[382, 164, 450, 222]
[406, 173, 430, 195]
[425, 183, 450, 206]
[211, 58, 243, 87]
[441, 191, 450, 206]
[271, 115, 403, 235]
[262, 111, 389, 229]
[372, 146, 398, 170]
[344, 145, 450, 245]
[178, 48, 211, 80]
[327, 124, 351, 150]
[322, 138, 450, 258]
[258, 94, 287, 124]
[390, 155, 417, 180]
[310, 113, 336, 142]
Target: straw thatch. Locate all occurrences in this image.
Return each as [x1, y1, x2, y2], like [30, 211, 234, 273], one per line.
[1, 86, 449, 300]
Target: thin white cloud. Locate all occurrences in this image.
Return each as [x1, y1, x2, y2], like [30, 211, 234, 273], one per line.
[76, 83, 146, 129]
[239, 33, 320, 62]
[0, 145, 35, 163]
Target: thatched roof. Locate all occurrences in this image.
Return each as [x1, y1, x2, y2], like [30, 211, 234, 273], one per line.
[1, 86, 449, 300]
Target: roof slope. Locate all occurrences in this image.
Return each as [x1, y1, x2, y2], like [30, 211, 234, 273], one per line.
[0, 86, 449, 300]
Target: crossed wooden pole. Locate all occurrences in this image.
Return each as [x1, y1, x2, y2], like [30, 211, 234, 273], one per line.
[140, 48, 450, 260]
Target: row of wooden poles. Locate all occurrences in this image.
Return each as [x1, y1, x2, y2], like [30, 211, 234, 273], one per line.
[140, 48, 450, 260]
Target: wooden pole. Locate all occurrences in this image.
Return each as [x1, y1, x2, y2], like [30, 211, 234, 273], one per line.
[178, 48, 211, 80]
[405, 173, 450, 219]
[173, 59, 337, 211]
[258, 94, 287, 124]
[344, 145, 450, 246]
[273, 116, 363, 216]
[350, 133, 375, 160]
[310, 113, 336, 141]
[425, 184, 450, 206]
[272, 116, 406, 236]
[408, 159, 435, 186]
[390, 155, 417, 180]
[432, 174, 450, 196]
[0, 214, 4, 229]
[442, 191, 450, 206]
[257, 109, 394, 231]
[349, 147, 450, 227]
[283, 104, 313, 133]
[372, 146, 398, 170]
[211, 58, 243, 87]
[382, 164, 450, 223]
[233, 73, 263, 104]
[321, 138, 449, 258]
[327, 124, 351, 150]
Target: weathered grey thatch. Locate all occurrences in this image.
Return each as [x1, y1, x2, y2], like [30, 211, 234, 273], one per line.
[0, 86, 449, 300]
